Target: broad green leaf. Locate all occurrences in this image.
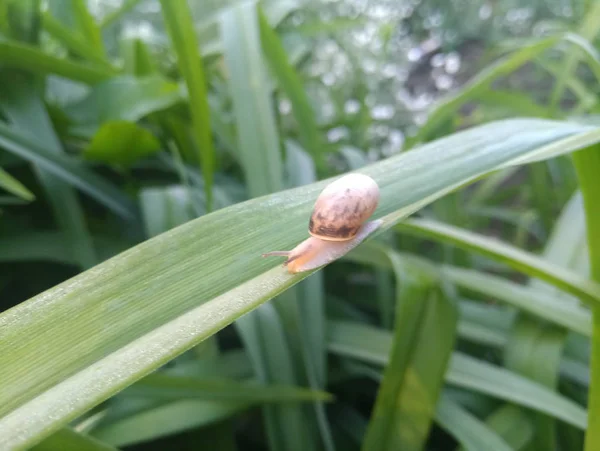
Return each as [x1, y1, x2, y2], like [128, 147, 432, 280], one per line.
[435, 393, 513, 451]
[572, 144, 600, 451]
[1, 119, 599, 449]
[160, 0, 215, 210]
[0, 120, 134, 218]
[83, 121, 160, 167]
[0, 166, 34, 200]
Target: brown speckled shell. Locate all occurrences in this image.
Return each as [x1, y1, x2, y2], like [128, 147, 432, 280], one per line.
[308, 174, 379, 241]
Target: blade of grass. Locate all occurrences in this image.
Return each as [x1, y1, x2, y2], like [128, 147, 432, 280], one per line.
[220, 1, 284, 197]
[160, 0, 215, 211]
[220, 3, 313, 450]
[0, 71, 97, 268]
[41, 12, 111, 67]
[363, 256, 458, 451]
[1, 119, 600, 448]
[0, 120, 134, 218]
[284, 141, 334, 450]
[70, 0, 105, 55]
[30, 427, 117, 451]
[398, 218, 600, 306]
[327, 320, 587, 428]
[0, 38, 116, 83]
[572, 144, 600, 451]
[0, 166, 34, 200]
[258, 6, 324, 169]
[99, 0, 141, 29]
[435, 393, 513, 451]
[549, 1, 600, 112]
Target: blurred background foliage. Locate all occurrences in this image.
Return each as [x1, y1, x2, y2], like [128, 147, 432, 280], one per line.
[1, 0, 600, 450]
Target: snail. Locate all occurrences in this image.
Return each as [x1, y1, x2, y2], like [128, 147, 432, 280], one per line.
[262, 173, 382, 274]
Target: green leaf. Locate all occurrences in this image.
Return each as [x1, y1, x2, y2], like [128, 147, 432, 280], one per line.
[435, 393, 513, 451]
[84, 121, 161, 167]
[258, 7, 324, 168]
[65, 74, 183, 129]
[0, 120, 135, 218]
[91, 399, 250, 447]
[442, 266, 592, 336]
[120, 373, 332, 403]
[30, 427, 117, 451]
[220, 1, 284, 197]
[0, 166, 34, 200]
[327, 320, 587, 429]
[398, 218, 600, 306]
[1, 118, 599, 449]
[0, 38, 115, 84]
[41, 12, 110, 67]
[572, 144, 600, 451]
[160, 0, 215, 210]
[0, 71, 98, 268]
[363, 257, 458, 451]
[70, 0, 105, 55]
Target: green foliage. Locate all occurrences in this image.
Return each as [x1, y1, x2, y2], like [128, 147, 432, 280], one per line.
[1, 0, 600, 450]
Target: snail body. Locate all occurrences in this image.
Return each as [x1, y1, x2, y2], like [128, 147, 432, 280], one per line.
[263, 173, 381, 274]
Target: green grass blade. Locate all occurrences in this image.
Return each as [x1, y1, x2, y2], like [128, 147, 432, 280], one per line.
[327, 321, 587, 429]
[1, 119, 599, 448]
[435, 393, 513, 451]
[221, 4, 311, 450]
[258, 7, 324, 168]
[160, 0, 215, 210]
[0, 39, 115, 83]
[572, 145, 600, 451]
[363, 258, 458, 451]
[406, 35, 562, 146]
[284, 141, 334, 450]
[65, 74, 183, 130]
[220, 1, 284, 197]
[0, 166, 34, 200]
[41, 12, 110, 67]
[92, 399, 250, 447]
[549, 1, 600, 111]
[99, 0, 141, 28]
[0, 72, 98, 268]
[30, 428, 117, 451]
[70, 0, 105, 55]
[0, 120, 134, 218]
[398, 218, 600, 306]
[442, 266, 592, 336]
[123, 374, 332, 403]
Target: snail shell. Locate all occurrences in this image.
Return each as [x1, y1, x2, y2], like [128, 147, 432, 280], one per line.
[263, 173, 381, 273]
[309, 173, 380, 241]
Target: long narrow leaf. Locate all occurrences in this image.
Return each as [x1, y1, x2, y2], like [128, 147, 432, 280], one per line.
[1, 119, 599, 449]
[160, 0, 215, 210]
